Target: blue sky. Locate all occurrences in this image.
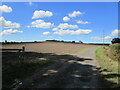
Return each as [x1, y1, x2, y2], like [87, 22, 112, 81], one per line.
[0, 2, 118, 43]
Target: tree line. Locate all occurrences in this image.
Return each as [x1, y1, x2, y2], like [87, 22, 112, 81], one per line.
[1, 38, 120, 44]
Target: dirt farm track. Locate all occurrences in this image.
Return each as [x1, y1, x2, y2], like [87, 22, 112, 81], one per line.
[2, 41, 107, 88]
[2, 41, 100, 54]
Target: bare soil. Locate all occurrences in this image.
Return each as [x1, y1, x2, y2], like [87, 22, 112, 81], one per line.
[2, 41, 99, 54]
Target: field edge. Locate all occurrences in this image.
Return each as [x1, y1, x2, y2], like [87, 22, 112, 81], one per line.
[95, 47, 119, 88]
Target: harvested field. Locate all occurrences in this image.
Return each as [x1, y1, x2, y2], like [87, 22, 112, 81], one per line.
[2, 41, 99, 54]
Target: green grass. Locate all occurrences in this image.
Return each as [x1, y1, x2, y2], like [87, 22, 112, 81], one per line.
[95, 46, 119, 88]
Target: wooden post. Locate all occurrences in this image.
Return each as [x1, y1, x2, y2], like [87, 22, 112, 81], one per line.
[22, 46, 25, 52]
[21, 46, 25, 63]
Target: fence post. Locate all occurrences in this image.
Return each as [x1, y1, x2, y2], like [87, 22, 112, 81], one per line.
[22, 46, 25, 52]
[21, 46, 25, 63]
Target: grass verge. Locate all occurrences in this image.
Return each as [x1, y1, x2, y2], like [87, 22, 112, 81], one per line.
[95, 47, 119, 88]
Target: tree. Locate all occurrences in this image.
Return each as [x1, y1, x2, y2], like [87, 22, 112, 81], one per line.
[5, 40, 7, 43]
[79, 40, 83, 44]
[72, 41, 75, 43]
[111, 38, 120, 44]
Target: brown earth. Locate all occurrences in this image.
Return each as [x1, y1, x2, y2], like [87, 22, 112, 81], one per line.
[2, 41, 99, 54]
[2, 42, 105, 89]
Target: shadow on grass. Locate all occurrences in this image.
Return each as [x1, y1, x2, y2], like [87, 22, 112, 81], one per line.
[98, 71, 120, 88]
[2, 51, 120, 89]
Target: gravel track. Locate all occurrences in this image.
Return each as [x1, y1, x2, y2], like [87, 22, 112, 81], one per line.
[16, 46, 104, 89]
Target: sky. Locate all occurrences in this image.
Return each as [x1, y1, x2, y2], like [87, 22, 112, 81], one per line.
[1, 0, 120, 2]
[0, 2, 119, 43]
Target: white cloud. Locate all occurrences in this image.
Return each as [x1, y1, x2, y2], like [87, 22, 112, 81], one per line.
[0, 5, 12, 13]
[48, 36, 53, 38]
[30, 20, 54, 29]
[91, 37, 101, 41]
[63, 16, 70, 22]
[91, 36, 112, 41]
[52, 28, 59, 31]
[68, 11, 83, 17]
[104, 36, 113, 41]
[58, 23, 78, 29]
[32, 10, 53, 19]
[53, 29, 92, 35]
[91, 29, 120, 42]
[76, 20, 89, 24]
[43, 32, 50, 35]
[27, 25, 30, 28]
[111, 29, 120, 36]
[0, 17, 20, 28]
[31, 19, 44, 24]
[0, 29, 23, 36]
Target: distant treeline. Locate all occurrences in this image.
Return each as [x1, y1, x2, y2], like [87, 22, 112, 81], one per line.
[1, 39, 109, 45]
[84, 43, 109, 45]
[46, 40, 83, 44]
[1, 40, 83, 44]
[1, 42, 21, 44]
[1, 41, 40, 44]
[1, 38, 120, 45]
[45, 40, 110, 45]
[1, 40, 41, 44]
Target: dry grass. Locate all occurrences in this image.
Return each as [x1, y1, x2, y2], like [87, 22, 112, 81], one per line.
[95, 47, 119, 88]
[2, 41, 98, 54]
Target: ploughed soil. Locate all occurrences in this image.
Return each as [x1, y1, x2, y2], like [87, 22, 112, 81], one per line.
[2, 41, 99, 54]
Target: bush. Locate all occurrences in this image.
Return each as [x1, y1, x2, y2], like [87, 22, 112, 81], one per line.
[79, 40, 83, 44]
[72, 41, 75, 43]
[111, 38, 120, 44]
